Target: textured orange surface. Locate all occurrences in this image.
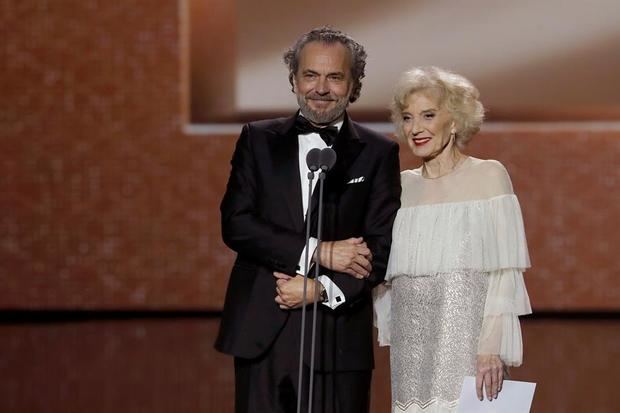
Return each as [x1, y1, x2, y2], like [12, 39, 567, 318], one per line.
[1, 1, 619, 310]
[1, 317, 618, 413]
[0, 318, 235, 413]
[512, 317, 620, 412]
[1, 1, 235, 309]
[467, 130, 620, 311]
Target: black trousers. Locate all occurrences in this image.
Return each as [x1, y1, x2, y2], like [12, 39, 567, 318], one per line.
[234, 315, 371, 413]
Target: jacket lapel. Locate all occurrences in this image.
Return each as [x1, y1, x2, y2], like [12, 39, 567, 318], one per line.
[329, 114, 365, 188]
[309, 114, 366, 229]
[270, 114, 305, 232]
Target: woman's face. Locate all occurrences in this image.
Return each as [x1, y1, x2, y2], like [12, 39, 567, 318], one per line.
[400, 90, 455, 158]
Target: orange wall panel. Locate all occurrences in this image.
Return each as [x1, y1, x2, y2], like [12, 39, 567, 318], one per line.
[1, 1, 618, 310]
[1, 317, 618, 413]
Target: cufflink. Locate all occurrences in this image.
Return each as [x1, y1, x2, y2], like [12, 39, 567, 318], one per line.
[319, 286, 328, 303]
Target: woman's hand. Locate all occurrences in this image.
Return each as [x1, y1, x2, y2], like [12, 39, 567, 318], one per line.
[475, 354, 504, 401]
[317, 238, 372, 279]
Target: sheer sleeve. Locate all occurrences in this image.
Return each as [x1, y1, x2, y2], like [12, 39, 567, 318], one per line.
[373, 283, 391, 346]
[477, 268, 532, 366]
[476, 161, 532, 366]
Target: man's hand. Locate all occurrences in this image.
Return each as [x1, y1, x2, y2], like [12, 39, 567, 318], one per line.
[317, 237, 373, 279]
[475, 354, 504, 401]
[273, 272, 322, 309]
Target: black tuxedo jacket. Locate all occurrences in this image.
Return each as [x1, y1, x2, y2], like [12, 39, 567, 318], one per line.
[215, 112, 401, 372]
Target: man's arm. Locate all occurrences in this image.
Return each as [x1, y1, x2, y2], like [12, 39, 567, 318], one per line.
[220, 124, 306, 275]
[318, 142, 401, 305]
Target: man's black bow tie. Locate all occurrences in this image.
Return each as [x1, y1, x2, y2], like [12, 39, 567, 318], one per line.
[295, 116, 339, 146]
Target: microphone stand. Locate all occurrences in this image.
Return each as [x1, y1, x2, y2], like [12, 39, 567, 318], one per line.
[307, 165, 327, 413]
[296, 147, 336, 413]
[296, 148, 320, 413]
[296, 167, 316, 413]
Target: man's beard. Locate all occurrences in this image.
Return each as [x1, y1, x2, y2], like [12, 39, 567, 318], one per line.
[297, 93, 350, 125]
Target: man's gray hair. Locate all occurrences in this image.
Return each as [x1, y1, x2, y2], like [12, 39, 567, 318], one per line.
[283, 26, 367, 103]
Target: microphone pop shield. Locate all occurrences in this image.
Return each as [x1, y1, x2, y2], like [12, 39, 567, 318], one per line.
[319, 148, 337, 172]
[306, 148, 321, 172]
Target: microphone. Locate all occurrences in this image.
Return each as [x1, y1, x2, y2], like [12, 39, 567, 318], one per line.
[306, 148, 321, 172]
[319, 148, 337, 172]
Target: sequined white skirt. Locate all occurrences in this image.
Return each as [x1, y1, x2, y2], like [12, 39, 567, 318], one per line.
[390, 271, 489, 413]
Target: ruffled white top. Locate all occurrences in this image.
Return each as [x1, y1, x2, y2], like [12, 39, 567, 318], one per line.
[374, 157, 532, 366]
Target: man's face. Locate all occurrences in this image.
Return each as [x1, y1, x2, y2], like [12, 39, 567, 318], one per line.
[294, 41, 353, 125]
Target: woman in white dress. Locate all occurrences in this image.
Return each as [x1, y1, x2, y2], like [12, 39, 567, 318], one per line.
[373, 67, 532, 412]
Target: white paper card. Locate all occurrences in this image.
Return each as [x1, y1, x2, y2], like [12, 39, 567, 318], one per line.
[456, 376, 536, 413]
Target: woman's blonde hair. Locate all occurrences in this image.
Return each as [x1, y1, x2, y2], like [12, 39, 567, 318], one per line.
[390, 66, 484, 148]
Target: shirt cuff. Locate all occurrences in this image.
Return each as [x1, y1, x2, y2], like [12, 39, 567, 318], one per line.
[317, 275, 346, 310]
[296, 237, 318, 275]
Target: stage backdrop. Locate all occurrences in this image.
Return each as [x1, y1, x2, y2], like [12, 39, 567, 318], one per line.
[1, 0, 619, 311]
[2, 2, 620, 413]
[0, 0, 620, 310]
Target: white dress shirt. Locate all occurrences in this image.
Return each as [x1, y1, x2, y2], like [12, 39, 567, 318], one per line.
[296, 119, 346, 310]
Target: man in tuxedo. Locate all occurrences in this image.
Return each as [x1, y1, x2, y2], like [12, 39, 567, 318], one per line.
[215, 27, 401, 413]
